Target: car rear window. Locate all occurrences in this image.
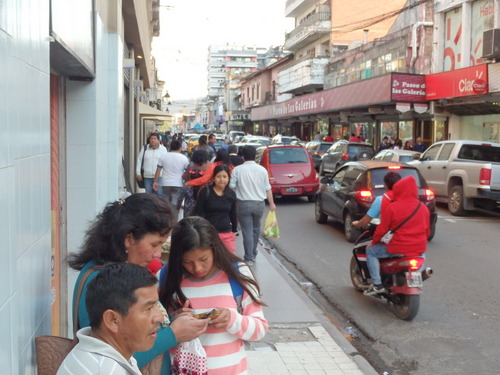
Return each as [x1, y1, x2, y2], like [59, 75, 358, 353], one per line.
[348, 145, 374, 157]
[368, 168, 423, 189]
[319, 144, 331, 152]
[457, 144, 500, 162]
[269, 148, 309, 164]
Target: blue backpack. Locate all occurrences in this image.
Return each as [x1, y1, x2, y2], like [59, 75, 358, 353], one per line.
[159, 264, 243, 312]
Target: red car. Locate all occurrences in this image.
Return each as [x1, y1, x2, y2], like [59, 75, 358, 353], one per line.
[256, 144, 319, 202]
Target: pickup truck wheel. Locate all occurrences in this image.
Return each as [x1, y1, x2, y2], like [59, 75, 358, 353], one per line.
[448, 185, 467, 216]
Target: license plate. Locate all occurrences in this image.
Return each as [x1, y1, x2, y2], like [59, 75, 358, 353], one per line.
[286, 187, 298, 193]
[406, 271, 423, 287]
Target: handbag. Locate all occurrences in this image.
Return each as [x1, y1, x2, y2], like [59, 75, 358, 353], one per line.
[381, 202, 421, 244]
[137, 145, 147, 188]
[35, 265, 101, 375]
[171, 338, 208, 375]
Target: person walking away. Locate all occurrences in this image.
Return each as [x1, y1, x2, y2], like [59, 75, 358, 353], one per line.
[153, 139, 190, 216]
[57, 263, 164, 374]
[348, 133, 360, 142]
[364, 176, 430, 295]
[67, 194, 208, 374]
[181, 150, 211, 217]
[324, 133, 334, 142]
[228, 144, 244, 166]
[136, 133, 167, 197]
[194, 134, 215, 160]
[194, 164, 238, 253]
[413, 136, 426, 153]
[186, 148, 233, 189]
[229, 145, 276, 266]
[159, 216, 268, 375]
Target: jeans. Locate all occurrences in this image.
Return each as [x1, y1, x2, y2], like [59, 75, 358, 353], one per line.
[144, 178, 163, 198]
[237, 200, 265, 262]
[366, 243, 392, 285]
[162, 186, 183, 210]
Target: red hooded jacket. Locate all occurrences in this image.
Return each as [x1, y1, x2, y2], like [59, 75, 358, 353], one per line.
[373, 176, 430, 256]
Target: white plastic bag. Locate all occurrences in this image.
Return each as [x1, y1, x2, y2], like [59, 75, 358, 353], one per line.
[381, 230, 394, 244]
[171, 338, 208, 375]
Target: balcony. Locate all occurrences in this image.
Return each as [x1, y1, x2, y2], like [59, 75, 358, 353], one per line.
[284, 12, 331, 51]
[277, 57, 328, 94]
[285, 0, 317, 17]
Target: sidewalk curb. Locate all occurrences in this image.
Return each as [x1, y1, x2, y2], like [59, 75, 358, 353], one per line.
[261, 236, 379, 375]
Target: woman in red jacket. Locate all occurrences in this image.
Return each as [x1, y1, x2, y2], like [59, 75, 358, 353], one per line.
[364, 176, 430, 295]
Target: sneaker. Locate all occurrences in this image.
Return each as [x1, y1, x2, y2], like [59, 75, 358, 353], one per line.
[245, 260, 254, 267]
[363, 285, 386, 296]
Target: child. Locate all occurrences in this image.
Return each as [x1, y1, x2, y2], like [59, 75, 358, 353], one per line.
[159, 216, 268, 374]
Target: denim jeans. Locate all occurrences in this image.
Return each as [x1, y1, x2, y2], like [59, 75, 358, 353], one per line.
[144, 178, 163, 198]
[237, 200, 265, 262]
[162, 186, 183, 209]
[366, 243, 392, 285]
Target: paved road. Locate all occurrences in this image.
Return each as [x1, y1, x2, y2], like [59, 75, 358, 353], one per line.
[267, 197, 500, 375]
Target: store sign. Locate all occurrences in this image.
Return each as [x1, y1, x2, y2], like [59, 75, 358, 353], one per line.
[425, 64, 489, 100]
[391, 74, 426, 102]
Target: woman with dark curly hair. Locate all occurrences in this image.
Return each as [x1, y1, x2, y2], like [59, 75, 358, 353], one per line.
[68, 193, 207, 374]
[159, 216, 267, 374]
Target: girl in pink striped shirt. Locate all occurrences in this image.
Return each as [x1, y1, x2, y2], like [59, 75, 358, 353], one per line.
[159, 216, 268, 375]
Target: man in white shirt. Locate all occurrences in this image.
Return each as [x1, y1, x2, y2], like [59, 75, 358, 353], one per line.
[153, 139, 189, 213]
[229, 146, 276, 266]
[136, 133, 167, 197]
[57, 263, 163, 375]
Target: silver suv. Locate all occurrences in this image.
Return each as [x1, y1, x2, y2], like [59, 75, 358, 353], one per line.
[319, 140, 375, 175]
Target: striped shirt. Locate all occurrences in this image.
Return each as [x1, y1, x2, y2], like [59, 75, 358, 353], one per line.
[57, 327, 141, 375]
[175, 264, 268, 375]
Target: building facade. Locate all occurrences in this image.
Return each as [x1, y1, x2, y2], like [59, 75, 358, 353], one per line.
[0, 0, 160, 372]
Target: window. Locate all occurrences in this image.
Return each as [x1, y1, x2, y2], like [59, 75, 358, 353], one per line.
[421, 144, 441, 161]
[438, 143, 455, 160]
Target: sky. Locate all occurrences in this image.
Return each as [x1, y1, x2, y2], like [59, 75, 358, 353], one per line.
[152, 0, 294, 101]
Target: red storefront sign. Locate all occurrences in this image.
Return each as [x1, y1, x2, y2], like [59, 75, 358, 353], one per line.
[251, 73, 426, 121]
[425, 64, 489, 100]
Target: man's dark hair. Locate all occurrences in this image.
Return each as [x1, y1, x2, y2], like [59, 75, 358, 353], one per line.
[191, 150, 210, 166]
[228, 145, 238, 154]
[384, 171, 402, 190]
[241, 145, 256, 161]
[170, 139, 181, 151]
[208, 133, 216, 140]
[86, 263, 157, 329]
[149, 132, 160, 140]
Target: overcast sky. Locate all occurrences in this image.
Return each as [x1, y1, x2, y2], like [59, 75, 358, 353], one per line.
[152, 0, 294, 101]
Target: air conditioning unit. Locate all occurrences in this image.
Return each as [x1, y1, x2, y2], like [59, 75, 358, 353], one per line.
[482, 29, 500, 59]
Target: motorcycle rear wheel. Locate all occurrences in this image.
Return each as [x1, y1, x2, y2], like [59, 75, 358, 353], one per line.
[392, 294, 420, 321]
[349, 256, 367, 292]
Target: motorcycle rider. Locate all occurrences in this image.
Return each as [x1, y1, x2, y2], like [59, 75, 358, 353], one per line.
[353, 172, 401, 228]
[364, 175, 430, 296]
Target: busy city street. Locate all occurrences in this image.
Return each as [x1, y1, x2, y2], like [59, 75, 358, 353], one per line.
[266, 198, 500, 375]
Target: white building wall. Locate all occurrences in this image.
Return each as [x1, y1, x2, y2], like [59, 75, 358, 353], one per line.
[0, 0, 52, 373]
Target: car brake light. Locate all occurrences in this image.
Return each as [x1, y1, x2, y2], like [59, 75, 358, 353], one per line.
[387, 165, 401, 170]
[355, 190, 374, 203]
[479, 168, 491, 185]
[424, 189, 435, 201]
[342, 153, 349, 160]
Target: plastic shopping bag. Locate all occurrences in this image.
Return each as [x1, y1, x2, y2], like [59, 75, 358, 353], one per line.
[263, 210, 280, 238]
[171, 338, 208, 375]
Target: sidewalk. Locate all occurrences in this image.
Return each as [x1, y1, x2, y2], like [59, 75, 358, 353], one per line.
[235, 236, 378, 375]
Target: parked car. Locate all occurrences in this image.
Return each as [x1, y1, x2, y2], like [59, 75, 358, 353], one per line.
[305, 141, 334, 170]
[372, 149, 421, 163]
[409, 140, 500, 215]
[256, 144, 319, 202]
[314, 160, 437, 242]
[319, 140, 375, 175]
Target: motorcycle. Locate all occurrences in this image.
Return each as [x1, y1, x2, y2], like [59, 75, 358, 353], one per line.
[349, 221, 433, 321]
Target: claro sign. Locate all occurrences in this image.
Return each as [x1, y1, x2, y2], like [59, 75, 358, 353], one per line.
[425, 65, 489, 100]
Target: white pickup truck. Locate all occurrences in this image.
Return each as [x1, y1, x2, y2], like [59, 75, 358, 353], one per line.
[409, 140, 500, 216]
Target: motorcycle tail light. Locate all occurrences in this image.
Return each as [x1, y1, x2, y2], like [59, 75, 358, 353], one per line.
[355, 190, 374, 203]
[424, 189, 435, 201]
[479, 168, 491, 185]
[342, 153, 349, 160]
[399, 258, 424, 270]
